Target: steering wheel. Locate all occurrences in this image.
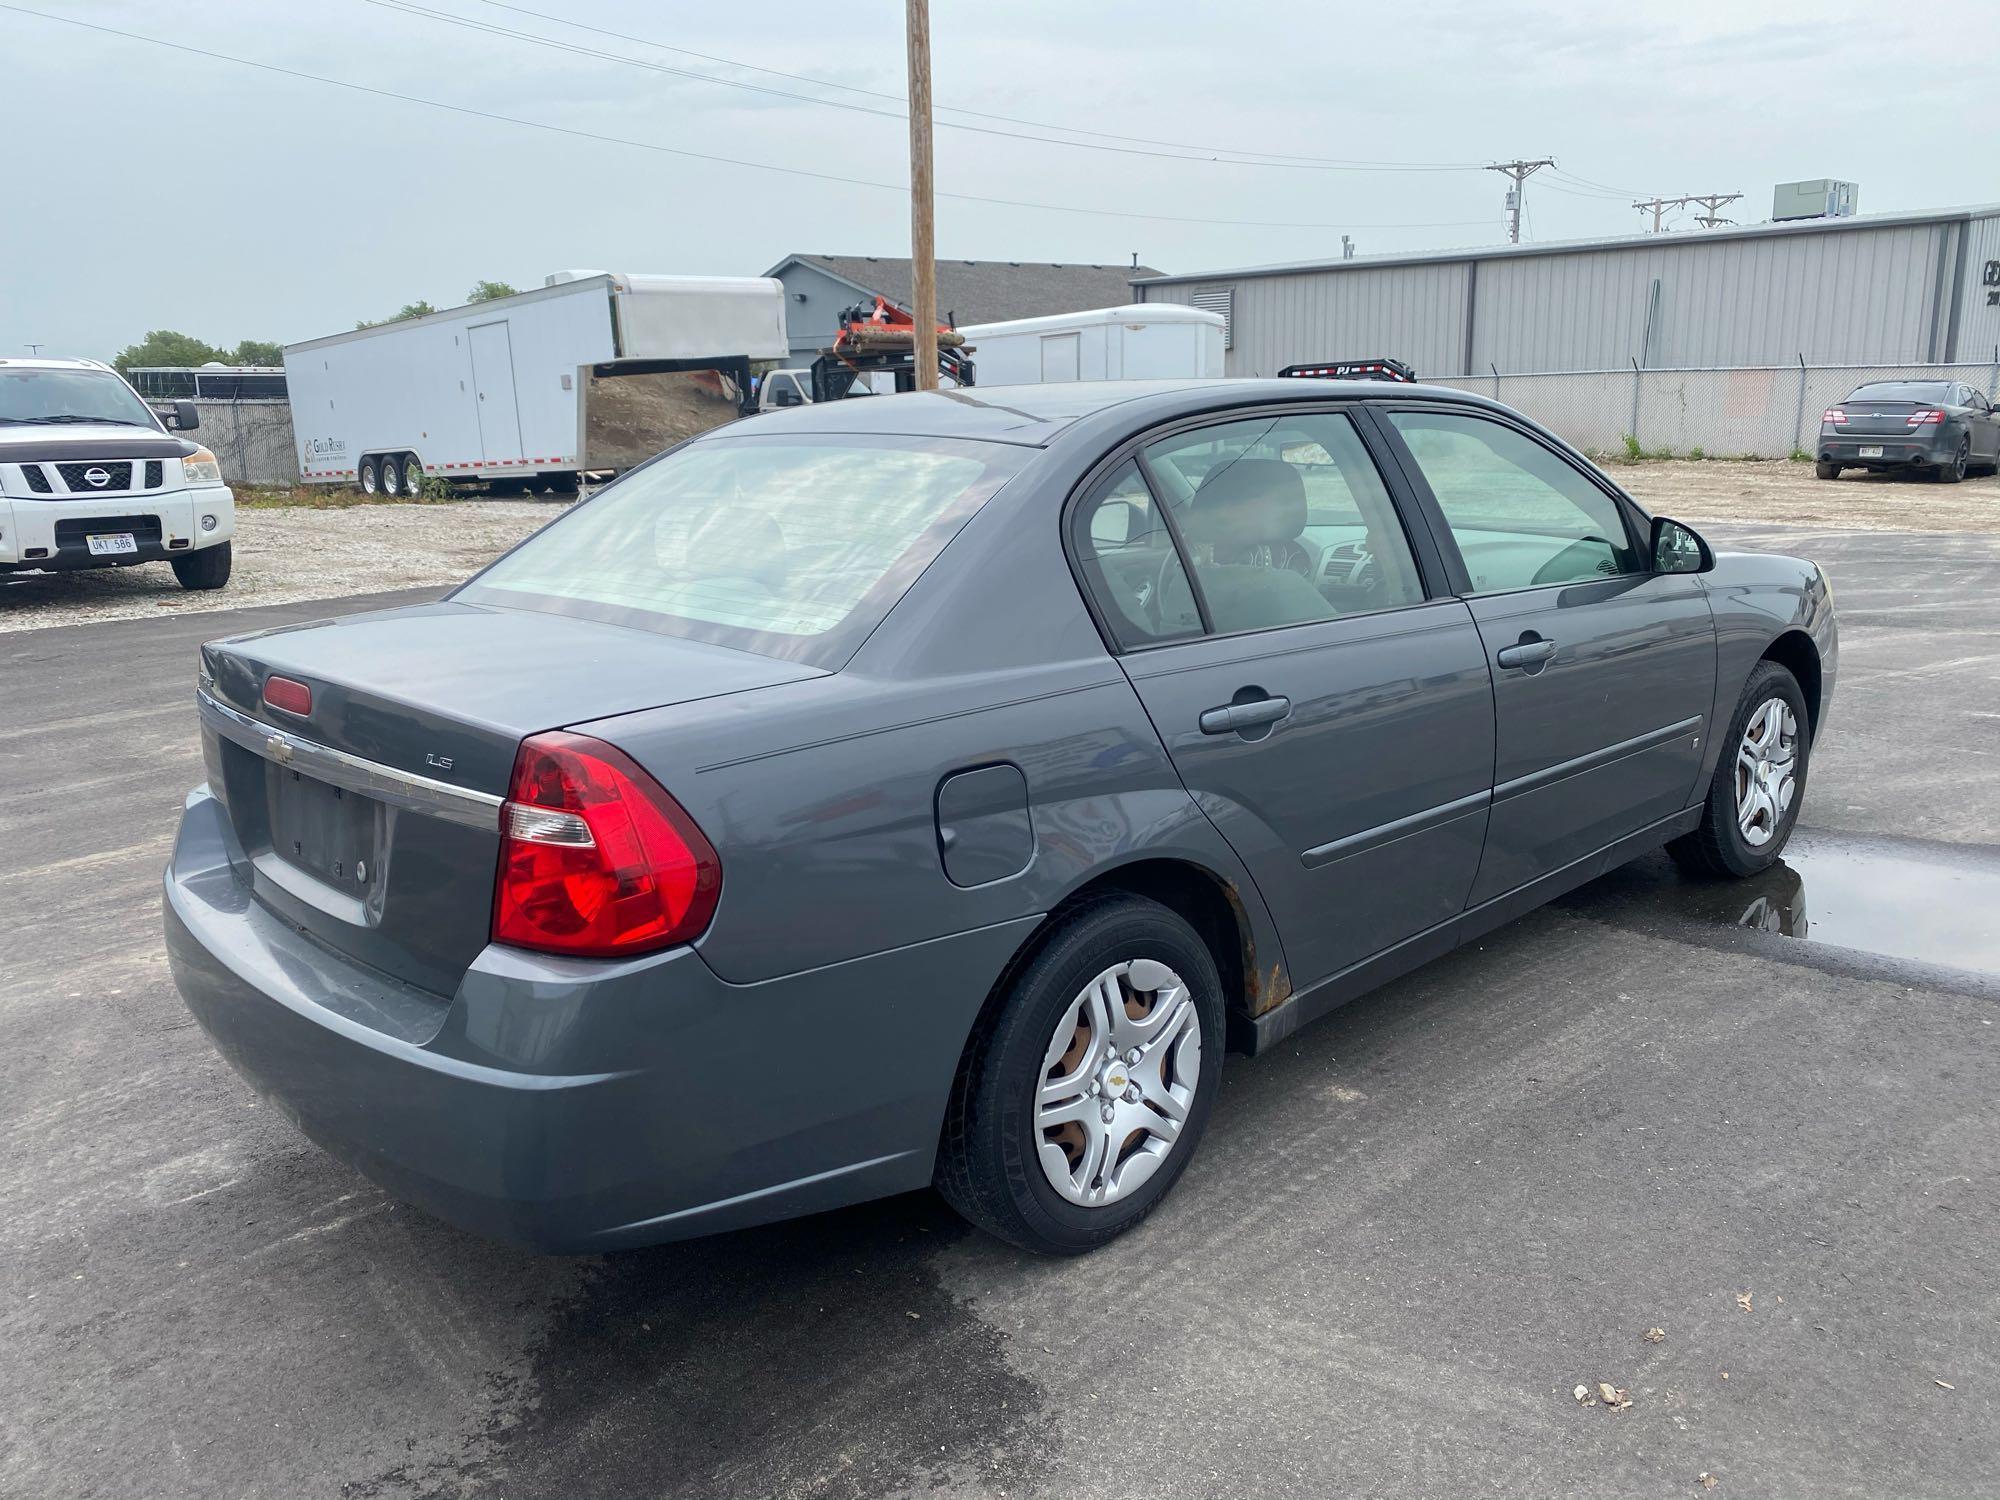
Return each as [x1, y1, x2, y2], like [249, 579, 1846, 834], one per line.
[1531, 535, 1615, 587]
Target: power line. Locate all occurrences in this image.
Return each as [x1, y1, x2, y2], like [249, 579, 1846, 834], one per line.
[0, 3, 1497, 234]
[363, 0, 1485, 175]
[465, 0, 1490, 172]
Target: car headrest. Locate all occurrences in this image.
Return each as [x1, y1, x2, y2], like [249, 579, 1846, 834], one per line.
[1185, 458, 1307, 547]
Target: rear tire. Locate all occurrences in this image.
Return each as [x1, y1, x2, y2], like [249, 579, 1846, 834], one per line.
[1937, 437, 1969, 484]
[936, 895, 1225, 1255]
[171, 541, 232, 591]
[400, 454, 423, 495]
[358, 456, 381, 496]
[1669, 660, 1809, 879]
[1814, 460, 1840, 480]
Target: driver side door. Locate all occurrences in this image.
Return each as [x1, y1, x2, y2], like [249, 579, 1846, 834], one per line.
[1376, 406, 1717, 906]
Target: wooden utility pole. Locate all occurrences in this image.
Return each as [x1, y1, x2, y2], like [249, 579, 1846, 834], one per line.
[1485, 159, 1554, 244]
[905, 0, 938, 391]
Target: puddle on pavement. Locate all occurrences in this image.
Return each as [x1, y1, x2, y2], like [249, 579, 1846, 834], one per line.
[1575, 833, 2000, 975]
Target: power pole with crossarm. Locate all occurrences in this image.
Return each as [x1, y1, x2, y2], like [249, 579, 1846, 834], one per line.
[1486, 159, 1555, 244]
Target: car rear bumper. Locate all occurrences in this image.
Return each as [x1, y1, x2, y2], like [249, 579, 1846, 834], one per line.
[1817, 435, 1953, 468]
[164, 786, 1032, 1251]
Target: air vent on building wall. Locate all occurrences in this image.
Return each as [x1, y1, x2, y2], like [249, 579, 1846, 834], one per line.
[1187, 288, 1233, 349]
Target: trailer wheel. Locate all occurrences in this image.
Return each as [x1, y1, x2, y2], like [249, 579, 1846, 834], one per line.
[545, 472, 580, 496]
[401, 455, 423, 496]
[380, 453, 405, 497]
[359, 456, 381, 496]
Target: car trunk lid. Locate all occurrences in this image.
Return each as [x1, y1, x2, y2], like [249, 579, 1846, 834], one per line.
[1835, 399, 1931, 437]
[197, 599, 823, 996]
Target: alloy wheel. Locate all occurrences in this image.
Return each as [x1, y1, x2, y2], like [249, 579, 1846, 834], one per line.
[1735, 697, 1799, 847]
[1035, 959, 1201, 1207]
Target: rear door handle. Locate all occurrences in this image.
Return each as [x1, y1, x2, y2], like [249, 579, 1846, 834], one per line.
[1199, 695, 1291, 735]
[1495, 638, 1558, 671]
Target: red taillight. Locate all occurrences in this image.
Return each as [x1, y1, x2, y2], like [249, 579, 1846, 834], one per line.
[491, 732, 720, 958]
[1823, 408, 1847, 425]
[263, 675, 312, 716]
[1907, 409, 1944, 426]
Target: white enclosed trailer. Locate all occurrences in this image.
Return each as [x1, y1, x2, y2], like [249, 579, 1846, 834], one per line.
[284, 272, 789, 491]
[957, 303, 1224, 387]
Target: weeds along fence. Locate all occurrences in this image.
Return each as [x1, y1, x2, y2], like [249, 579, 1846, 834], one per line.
[189, 399, 298, 487]
[1427, 355, 2000, 461]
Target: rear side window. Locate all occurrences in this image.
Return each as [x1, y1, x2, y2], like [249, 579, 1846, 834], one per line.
[1072, 461, 1202, 649]
[1388, 410, 1641, 592]
[460, 433, 1024, 663]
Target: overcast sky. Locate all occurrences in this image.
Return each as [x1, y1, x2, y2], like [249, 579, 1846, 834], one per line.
[4, 0, 1989, 360]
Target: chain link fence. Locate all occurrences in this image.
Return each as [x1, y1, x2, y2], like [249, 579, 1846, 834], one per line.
[1428, 355, 2000, 461]
[189, 399, 299, 487]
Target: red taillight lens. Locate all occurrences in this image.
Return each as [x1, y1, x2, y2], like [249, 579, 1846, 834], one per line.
[1907, 409, 1944, 426]
[1823, 408, 1847, 425]
[491, 732, 720, 958]
[263, 675, 312, 716]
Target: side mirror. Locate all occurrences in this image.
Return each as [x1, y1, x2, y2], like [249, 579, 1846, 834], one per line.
[157, 399, 200, 432]
[1652, 515, 1714, 575]
[1090, 498, 1141, 548]
[772, 386, 801, 408]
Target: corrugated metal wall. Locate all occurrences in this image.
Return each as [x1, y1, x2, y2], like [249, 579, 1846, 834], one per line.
[1957, 215, 2000, 361]
[1139, 214, 1999, 378]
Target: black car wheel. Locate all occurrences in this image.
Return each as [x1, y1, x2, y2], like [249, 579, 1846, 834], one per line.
[1814, 460, 1841, 481]
[936, 894, 1225, 1255]
[170, 540, 233, 591]
[1669, 660, 1810, 879]
[1936, 437, 1969, 484]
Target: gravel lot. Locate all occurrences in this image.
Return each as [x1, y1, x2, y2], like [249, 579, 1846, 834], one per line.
[0, 498, 564, 634]
[1619, 459, 2000, 532]
[2, 459, 1992, 636]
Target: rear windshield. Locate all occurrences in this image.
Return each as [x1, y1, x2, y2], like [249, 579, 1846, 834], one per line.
[1845, 382, 1952, 404]
[457, 432, 1025, 664]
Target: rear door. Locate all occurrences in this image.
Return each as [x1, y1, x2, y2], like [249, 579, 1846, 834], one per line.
[1376, 405, 1716, 905]
[1963, 386, 2000, 462]
[1071, 406, 1496, 989]
[468, 320, 524, 464]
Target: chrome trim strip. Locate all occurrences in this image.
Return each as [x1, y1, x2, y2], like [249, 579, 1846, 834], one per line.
[1301, 788, 1491, 870]
[1492, 715, 1704, 804]
[196, 689, 504, 830]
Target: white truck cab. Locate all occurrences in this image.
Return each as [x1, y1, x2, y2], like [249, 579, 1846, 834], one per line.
[0, 356, 236, 590]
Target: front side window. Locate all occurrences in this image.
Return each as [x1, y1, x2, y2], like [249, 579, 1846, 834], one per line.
[1387, 410, 1641, 593]
[1140, 411, 1425, 636]
[460, 433, 1023, 663]
[0, 368, 160, 429]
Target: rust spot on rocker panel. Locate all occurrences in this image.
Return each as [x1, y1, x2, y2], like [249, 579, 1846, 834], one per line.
[1219, 878, 1292, 1017]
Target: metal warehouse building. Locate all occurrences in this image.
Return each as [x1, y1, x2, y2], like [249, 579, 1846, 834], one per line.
[1132, 203, 2000, 378]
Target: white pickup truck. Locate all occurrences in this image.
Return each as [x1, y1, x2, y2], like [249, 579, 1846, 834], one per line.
[0, 356, 235, 590]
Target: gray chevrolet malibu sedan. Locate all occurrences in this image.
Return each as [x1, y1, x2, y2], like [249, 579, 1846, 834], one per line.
[165, 379, 1836, 1255]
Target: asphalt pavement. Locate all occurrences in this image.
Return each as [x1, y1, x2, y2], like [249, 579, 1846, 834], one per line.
[4, 529, 1995, 1500]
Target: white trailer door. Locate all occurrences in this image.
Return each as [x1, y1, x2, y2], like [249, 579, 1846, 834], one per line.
[1039, 333, 1081, 382]
[468, 321, 524, 463]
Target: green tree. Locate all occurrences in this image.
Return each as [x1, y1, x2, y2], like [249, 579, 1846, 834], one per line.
[355, 301, 437, 330]
[230, 338, 284, 366]
[467, 279, 518, 303]
[111, 329, 225, 374]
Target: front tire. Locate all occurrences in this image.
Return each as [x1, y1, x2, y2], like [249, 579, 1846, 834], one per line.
[936, 895, 1225, 1255]
[1669, 660, 1809, 878]
[171, 541, 232, 591]
[1814, 460, 1841, 480]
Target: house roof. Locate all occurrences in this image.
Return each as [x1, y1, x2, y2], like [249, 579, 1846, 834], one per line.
[766, 255, 1165, 326]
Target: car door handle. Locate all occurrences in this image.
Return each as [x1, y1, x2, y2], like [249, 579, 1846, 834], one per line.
[1495, 638, 1558, 671]
[1199, 696, 1291, 735]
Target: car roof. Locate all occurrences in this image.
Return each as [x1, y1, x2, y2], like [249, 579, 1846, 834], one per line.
[0, 356, 116, 374]
[723, 378, 1497, 448]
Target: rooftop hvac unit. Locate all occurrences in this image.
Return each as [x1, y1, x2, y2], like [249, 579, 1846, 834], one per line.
[1772, 179, 1858, 221]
